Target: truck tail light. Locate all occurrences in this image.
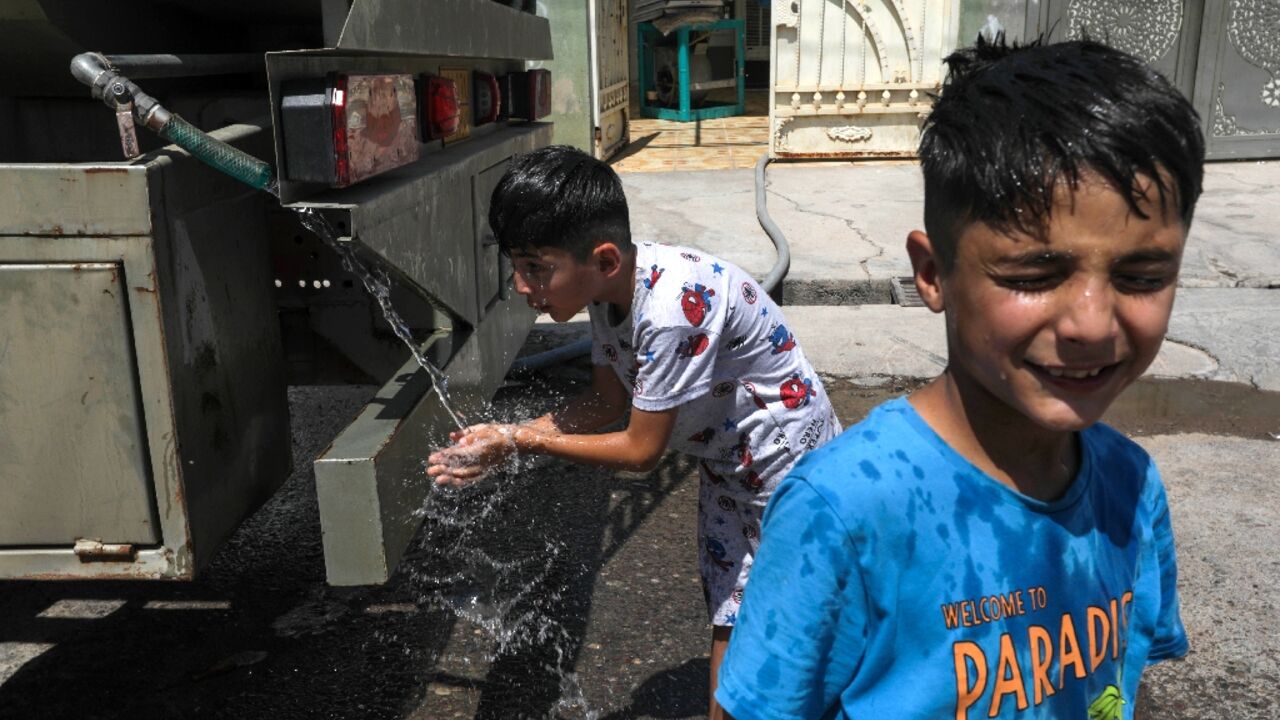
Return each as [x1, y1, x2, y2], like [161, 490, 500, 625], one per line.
[501, 69, 552, 121]
[330, 74, 350, 185]
[472, 71, 501, 126]
[281, 73, 420, 188]
[418, 74, 460, 141]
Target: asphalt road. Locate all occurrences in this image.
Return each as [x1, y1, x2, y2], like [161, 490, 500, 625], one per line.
[2, 367, 1277, 719]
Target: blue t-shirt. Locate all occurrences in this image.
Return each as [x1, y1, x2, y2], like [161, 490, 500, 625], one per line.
[716, 397, 1186, 720]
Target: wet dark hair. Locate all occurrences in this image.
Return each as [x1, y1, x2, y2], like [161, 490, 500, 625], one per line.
[919, 35, 1205, 271]
[488, 144, 632, 262]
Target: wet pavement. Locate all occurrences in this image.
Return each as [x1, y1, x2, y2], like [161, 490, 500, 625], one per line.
[0, 380, 706, 720]
[2, 369, 1278, 719]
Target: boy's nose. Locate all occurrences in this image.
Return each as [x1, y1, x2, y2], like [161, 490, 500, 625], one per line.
[1057, 280, 1118, 345]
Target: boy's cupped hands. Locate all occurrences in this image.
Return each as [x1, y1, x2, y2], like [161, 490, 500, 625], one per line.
[426, 424, 520, 487]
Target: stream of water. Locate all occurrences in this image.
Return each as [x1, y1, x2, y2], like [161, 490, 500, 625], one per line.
[293, 207, 468, 431]
[296, 208, 601, 718]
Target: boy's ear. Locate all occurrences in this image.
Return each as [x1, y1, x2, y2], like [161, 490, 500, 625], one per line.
[906, 230, 946, 314]
[593, 242, 625, 277]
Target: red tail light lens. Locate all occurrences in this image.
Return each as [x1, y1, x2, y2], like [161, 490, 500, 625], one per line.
[281, 72, 420, 187]
[330, 74, 350, 186]
[419, 74, 460, 141]
[339, 73, 419, 187]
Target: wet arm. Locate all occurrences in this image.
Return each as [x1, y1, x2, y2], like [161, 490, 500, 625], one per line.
[521, 364, 630, 435]
[513, 404, 677, 473]
[426, 367, 667, 485]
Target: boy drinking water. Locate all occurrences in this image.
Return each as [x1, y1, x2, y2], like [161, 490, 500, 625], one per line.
[427, 145, 841, 716]
[716, 37, 1202, 719]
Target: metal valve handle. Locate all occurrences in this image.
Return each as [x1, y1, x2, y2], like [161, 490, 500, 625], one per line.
[71, 52, 277, 194]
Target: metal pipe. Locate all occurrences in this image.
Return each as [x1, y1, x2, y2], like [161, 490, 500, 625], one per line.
[510, 337, 593, 373]
[99, 54, 264, 80]
[70, 52, 276, 192]
[70, 52, 168, 128]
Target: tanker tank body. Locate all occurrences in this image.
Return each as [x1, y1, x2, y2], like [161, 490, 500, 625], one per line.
[0, 0, 554, 586]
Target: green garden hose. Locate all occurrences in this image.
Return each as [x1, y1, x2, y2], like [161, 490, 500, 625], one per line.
[158, 114, 276, 193]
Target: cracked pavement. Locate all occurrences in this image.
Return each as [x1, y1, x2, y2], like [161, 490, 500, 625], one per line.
[622, 160, 1280, 390]
[623, 160, 1280, 295]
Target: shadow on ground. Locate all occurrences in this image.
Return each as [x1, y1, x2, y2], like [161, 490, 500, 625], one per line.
[4, 370, 1275, 718]
[0, 375, 708, 720]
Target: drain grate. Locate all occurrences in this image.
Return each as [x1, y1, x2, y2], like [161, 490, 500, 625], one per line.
[890, 276, 925, 307]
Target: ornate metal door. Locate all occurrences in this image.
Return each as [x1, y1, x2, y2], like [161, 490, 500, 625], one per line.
[769, 0, 963, 158]
[1033, 0, 1280, 160]
[1193, 0, 1280, 159]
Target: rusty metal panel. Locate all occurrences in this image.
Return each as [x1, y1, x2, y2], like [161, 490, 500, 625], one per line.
[770, 0, 963, 158]
[0, 122, 290, 581]
[1192, 0, 1280, 160]
[0, 224, 189, 576]
[0, 547, 178, 580]
[0, 262, 158, 546]
[0, 230, 193, 580]
[0, 165, 150, 236]
[336, 0, 553, 60]
[145, 151, 293, 568]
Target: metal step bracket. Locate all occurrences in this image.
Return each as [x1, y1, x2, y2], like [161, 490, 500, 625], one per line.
[315, 298, 533, 586]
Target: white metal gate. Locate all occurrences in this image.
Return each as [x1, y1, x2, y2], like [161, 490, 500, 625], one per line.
[769, 0, 961, 158]
[592, 0, 631, 158]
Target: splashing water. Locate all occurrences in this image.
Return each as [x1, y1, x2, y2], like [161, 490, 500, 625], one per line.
[295, 208, 602, 717]
[403, 470, 605, 716]
[404, 388, 605, 718]
[293, 207, 467, 430]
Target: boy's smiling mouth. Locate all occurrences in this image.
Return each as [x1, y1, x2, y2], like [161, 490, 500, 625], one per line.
[1024, 360, 1122, 389]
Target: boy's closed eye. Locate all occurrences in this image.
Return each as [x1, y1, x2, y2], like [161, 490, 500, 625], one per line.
[996, 272, 1062, 291]
[1112, 249, 1180, 293]
[989, 250, 1070, 291]
[1113, 269, 1176, 293]
[989, 250, 1178, 294]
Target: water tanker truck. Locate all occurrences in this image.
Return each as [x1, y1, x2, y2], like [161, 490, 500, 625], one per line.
[0, 0, 556, 585]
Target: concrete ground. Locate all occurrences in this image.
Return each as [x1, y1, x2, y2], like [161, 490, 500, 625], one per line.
[621, 159, 1280, 302]
[1, 160, 1277, 719]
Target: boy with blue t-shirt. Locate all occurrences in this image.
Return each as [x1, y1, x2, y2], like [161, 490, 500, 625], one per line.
[716, 37, 1203, 720]
[427, 145, 840, 717]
